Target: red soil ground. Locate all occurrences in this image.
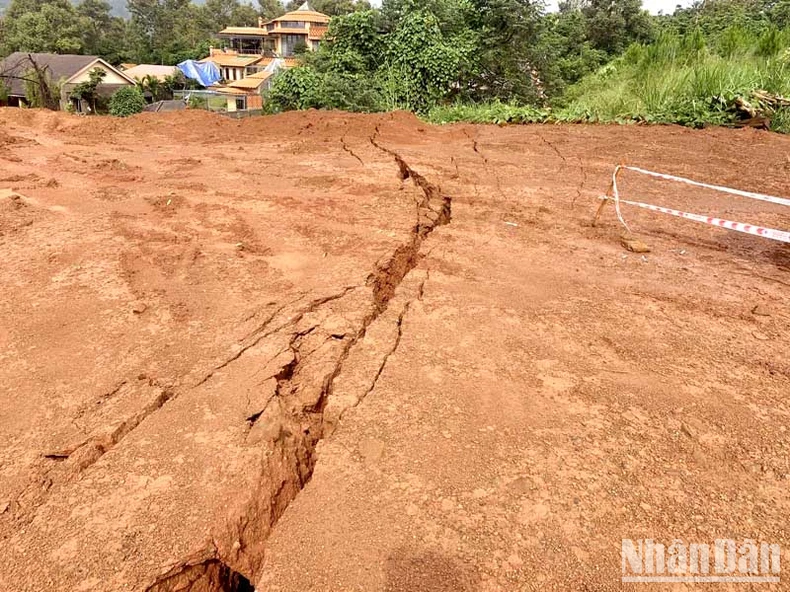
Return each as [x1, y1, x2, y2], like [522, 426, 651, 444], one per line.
[0, 108, 789, 591]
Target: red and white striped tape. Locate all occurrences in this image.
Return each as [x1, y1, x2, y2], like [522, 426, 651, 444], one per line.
[620, 166, 790, 209]
[601, 195, 790, 243]
[606, 165, 790, 243]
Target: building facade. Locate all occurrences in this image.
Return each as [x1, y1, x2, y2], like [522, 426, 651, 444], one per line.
[216, 2, 330, 58]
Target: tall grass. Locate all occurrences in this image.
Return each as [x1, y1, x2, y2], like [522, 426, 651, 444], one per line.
[558, 27, 790, 132]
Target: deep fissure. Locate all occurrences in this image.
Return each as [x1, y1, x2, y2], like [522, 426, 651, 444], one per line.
[144, 133, 453, 592]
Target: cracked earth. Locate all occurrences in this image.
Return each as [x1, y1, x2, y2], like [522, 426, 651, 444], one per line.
[1, 109, 789, 591]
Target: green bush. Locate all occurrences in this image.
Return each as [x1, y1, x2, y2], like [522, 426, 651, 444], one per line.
[109, 86, 146, 117]
[426, 101, 547, 125]
[266, 66, 384, 113]
[266, 67, 323, 112]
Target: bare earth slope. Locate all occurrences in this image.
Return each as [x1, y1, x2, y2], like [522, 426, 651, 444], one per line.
[0, 109, 788, 591]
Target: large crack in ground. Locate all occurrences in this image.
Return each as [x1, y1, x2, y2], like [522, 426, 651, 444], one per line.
[144, 134, 453, 592]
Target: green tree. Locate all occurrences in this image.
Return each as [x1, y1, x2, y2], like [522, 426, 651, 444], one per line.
[199, 0, 259, 34]
[383, 10, 472, 110]
[77, 0, 130, 62]
[70, 66, 106, 111]
[23, 62, 61, 108]
[127, 0, 209, 63]
[258, 0, 285, 19]
[464, 0, 545, 102]
[581, 0, 654, 55]
[3, 0, 83, 53]
[109, 84, 145, 115]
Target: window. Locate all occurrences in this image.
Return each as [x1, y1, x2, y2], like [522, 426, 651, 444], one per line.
[236, 97, 245, 111]
[281, 34, 305, 56]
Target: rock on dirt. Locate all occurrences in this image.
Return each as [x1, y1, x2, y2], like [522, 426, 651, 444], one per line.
[620, 234, 651, 253]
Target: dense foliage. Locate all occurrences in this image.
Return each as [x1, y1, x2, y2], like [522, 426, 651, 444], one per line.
[108, 84, 145, 115]
[265, 0, 660, 114]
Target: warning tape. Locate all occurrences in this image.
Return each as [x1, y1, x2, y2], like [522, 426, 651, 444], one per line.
[601, 195, 790, 243]
[620, 166, 790, 209]
[604, 165, 790, 243]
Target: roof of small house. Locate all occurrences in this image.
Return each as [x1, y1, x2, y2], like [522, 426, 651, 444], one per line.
[219, 27, 269, 37]
[199, 54, 264, 68]
[0, 53, 99, 97]
[274, 2, 330, 24]
[123, 64, 179, 81]
[247, 56, 300, 69]
[214, 86, 250, 95]
[227, 71, 273, 90]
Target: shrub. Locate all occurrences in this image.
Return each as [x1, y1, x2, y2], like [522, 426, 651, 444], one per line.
[426, 101, 548, 125]
[109, 86, 146, 117]
[266, 67, 323, 112]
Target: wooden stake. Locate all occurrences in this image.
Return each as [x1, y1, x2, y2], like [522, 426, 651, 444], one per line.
[592, 180, 613, 227]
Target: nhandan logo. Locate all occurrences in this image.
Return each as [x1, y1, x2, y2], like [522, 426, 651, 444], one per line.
[622, 539, 781, 583]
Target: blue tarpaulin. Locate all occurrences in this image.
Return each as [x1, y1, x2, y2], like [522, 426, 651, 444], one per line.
[177, 60, 221, 87]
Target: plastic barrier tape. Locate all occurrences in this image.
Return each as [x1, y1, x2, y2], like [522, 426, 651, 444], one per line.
[603, 165, 790, 243]
[600, 195, 790, 244]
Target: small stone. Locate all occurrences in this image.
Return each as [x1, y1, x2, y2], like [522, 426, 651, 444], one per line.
[621, 235, 651, 253]
[131, 302, 147, 314]
[680, 422, 697, 439]
[751, 305, 771, 317]
[752, 331, 770, 341]
[0, 501, 8, 514]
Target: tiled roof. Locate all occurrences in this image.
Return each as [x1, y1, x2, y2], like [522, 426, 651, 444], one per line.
[219, 27, 269, 36]
[123, 64, 179, 81]
[255, 57, 301, 68]
[200, 54, 263, 67]
[275, 12, 330, 23]
[228, 72, 272, 90]
[308, 25, 328, 40]
[264, 2, 330, 25]
[214, 86, 249, 95]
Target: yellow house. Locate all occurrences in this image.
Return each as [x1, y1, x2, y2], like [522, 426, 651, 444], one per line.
[217, 2, 330, 57]
[198, 53, 264, 82]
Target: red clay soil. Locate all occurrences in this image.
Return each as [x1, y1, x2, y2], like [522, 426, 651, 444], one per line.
[0, 108, 789, 592]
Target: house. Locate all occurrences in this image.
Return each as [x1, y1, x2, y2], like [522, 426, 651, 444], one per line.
[214, 70, 274, 112]
[0, 52, 134, 110]
[216, 2, 330, 58]
[122, 64, 179, 83]
[198, 52, 264, 82]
